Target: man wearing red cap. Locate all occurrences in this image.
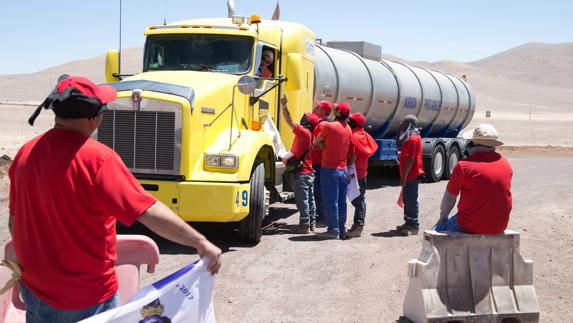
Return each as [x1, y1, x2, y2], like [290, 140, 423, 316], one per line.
[280, 96, 319, 233]
[314, 101, 356, 239]
[346, 113, 378, 238]
[9, 75, 222, 322]
[310, 100, 333, 227]
[395, 115, 425, 236]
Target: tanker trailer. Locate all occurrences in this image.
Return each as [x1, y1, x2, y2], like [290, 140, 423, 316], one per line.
[314, 41, 476, 182]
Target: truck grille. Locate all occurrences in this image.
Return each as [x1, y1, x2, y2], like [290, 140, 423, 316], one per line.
[96, 98, 182, 176]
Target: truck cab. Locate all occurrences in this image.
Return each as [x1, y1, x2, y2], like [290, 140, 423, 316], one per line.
[100, 16, 316, 242]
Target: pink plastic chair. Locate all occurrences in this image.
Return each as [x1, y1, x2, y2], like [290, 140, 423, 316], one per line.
[0, 235, 160, 323]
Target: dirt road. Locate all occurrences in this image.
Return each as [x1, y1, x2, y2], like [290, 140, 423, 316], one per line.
[125, 153, 571, 322]
[1, 130, 571, 321]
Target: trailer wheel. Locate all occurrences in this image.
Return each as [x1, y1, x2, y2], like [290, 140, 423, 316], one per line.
[443, 145, 460, 179]
[425, 145, 446, 182]
[239, 161, 268, 243]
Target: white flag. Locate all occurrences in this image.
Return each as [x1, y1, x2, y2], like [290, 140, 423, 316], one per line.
[80, 260, 215, 323]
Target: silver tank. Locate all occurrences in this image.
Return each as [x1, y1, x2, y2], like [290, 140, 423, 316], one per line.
[313, 44, 476, 138]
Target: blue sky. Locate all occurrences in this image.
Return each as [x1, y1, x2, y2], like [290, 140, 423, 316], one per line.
[1, 0, 571, 74]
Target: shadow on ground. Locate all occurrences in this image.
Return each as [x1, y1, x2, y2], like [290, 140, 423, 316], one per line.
[117, 205, 300, 255]
[367, 166, 401, 189]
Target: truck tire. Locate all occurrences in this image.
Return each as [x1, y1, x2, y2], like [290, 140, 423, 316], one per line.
[425, 145, 446, 182]
[443, 145, 460, 179]
[239, 161, 268, 243]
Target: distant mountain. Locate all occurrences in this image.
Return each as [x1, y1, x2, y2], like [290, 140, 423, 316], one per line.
[469, 42, 573, 89]
[1, 43, 572, 118]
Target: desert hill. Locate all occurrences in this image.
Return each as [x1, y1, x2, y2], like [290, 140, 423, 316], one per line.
[1, 42, 572, 122]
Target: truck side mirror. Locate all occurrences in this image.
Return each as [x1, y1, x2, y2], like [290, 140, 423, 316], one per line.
[285, 53, 302, 91]
[237, 75, 256, 94]
[105, 50, 120, 83]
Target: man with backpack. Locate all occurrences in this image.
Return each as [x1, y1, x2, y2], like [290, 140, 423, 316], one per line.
[280, 96, 319, 233]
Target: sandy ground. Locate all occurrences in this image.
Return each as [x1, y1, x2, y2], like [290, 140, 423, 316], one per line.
[0, 65, 572, 320]
[1, 153, 572, 322]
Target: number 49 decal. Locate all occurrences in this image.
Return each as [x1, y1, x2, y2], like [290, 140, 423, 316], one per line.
[236, 190, 248, 207]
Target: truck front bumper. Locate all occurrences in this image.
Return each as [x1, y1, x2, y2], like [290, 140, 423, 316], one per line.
[140, 180, 251, 222]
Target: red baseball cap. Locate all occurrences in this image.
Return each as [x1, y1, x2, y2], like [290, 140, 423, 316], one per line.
[349, 113, 366, 127]
[57, 76, 117, 104]
[314, 99, 333, 115]
[304, 112, 320, 128]
[29, 75, 117, 125]
[335, 101, 351, 115]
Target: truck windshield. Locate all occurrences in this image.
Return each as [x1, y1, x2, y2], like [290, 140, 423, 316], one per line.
[143, 34, 253, 74]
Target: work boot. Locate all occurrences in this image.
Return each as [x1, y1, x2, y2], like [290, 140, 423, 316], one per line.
[399, 225, 419, 236]
[315, 221, 327, 229]
[314, 231, 339, 240]
[291, 224, 310, 234]
[346, 224, 364, 238]
[396, 223, 410, 231]
[309, 221, 316, 232]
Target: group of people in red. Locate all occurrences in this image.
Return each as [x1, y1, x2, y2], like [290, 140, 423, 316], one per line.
[280, 97, 379, 239]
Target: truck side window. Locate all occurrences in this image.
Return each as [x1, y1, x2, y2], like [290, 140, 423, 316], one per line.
[256, 47, 275, 78]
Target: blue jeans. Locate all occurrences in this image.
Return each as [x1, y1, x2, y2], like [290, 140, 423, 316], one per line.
[321, 167, 349, 236]
[351, 178, 367, 226]
[313, 164, 324, 223]
[20, 282, 119, 323]
[403, 177, 420, 228]
[433, 214, 464, 233]
[293, 172, 316, 225]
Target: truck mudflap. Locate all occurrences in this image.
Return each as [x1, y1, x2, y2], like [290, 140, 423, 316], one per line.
[140, 180, 250, 222]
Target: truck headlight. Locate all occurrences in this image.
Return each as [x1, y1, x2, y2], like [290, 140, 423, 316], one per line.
[204, 153, 239, 169]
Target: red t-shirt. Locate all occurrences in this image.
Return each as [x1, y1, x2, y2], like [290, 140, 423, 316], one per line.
[352, 128, 379, 179]
[447, 151, 513, 234]
[311, 121, 326, 166]
[319, 120, 355, 170]
[399, 134, 424, 181]
[9, 128, 156, 310]
[290, 124, 313, 174]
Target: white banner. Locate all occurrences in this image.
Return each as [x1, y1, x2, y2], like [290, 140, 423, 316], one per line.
[80, 260, 215, 323]
[347, 164, 361, 201]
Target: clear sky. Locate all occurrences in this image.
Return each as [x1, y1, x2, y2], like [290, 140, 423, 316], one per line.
[1, 0, 571, 74]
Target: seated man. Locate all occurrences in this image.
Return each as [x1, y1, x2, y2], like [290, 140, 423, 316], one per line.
[256, 49, 274, 78]
[434, 124, 513, 234]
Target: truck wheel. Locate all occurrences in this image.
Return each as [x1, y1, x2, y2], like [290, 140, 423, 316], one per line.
[443, 145, 460, 179]
[239, 161, 268, 243]
[425, 145, 446, 182]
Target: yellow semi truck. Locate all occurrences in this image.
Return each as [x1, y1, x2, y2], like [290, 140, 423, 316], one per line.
[101, 14, 313, 242]
[100, 8, 475, 243]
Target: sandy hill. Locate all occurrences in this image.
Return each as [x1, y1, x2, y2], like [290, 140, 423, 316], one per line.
[1, 43, 572, 121]
[470, 42, 573, 89]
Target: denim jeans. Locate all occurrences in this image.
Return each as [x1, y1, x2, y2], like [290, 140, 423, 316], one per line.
[313, 164, 324, 223]
[403, 177, 420, 228]
[293, 172, 316, 225]
[433, 214, 464, 233]
[351, 178, 367, 226]
[20, 282, 119, 323]
[321, 167, 349, 236]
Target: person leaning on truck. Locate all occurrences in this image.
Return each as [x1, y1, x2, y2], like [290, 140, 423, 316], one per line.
[395, 114, 425, 236]
[433, 124, 513, 234]
[313, 101, 356, 240]
[280, 96, 320, 234]
[346, 113, 379, 238]
[8, 75, 222, 323]
[310, 100, 333, 227]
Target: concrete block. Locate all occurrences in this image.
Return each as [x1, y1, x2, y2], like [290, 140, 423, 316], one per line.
[403, 230, 540, 323]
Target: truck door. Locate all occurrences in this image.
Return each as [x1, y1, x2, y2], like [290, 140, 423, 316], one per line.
[252, 43, 280, 131]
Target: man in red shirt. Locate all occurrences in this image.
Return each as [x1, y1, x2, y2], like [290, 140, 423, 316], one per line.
[346, 113, 378, 238]
[396, 115, 425, 236]
[9, 75, 222, 322]
[310, 100, 333, 227]
[314, 102, 356, 239]
[434, 124, 513, 234]
[256, 49, 274, 78]
[280, 97, 319, 233]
